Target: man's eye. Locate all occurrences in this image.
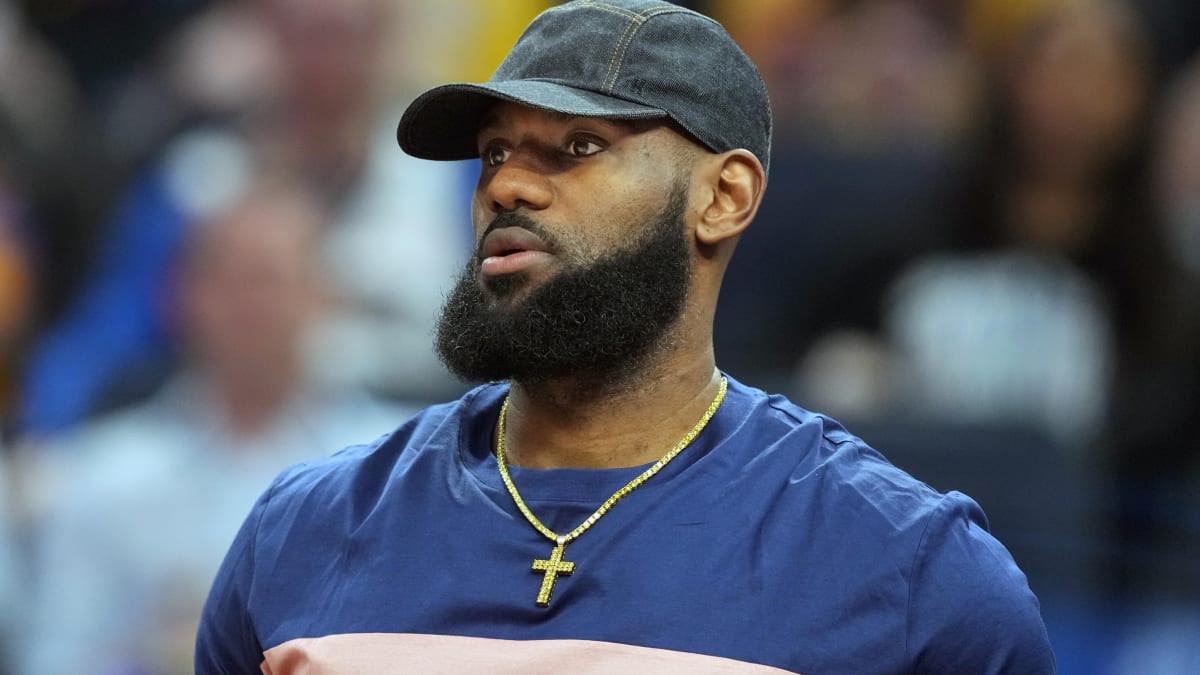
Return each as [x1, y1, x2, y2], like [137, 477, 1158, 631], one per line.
[482, 146, 510, 167]
[565, 139, 602, 157]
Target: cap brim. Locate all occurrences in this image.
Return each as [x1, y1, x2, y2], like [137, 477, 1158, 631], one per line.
[397, 80, 668, 161]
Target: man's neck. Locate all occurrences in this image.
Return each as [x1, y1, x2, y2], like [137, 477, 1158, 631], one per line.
[498, 351, 722, 470]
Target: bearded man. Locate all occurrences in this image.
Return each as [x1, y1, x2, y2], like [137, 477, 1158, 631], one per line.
[197, 2, 1054, 673]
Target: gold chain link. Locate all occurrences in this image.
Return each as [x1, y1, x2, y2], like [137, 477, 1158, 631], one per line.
[495, 375, 728, 545]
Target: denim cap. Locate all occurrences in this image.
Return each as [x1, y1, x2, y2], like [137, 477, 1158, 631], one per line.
[396, 0, 772, 173]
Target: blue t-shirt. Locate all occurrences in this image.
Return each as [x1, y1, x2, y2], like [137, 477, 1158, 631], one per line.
[196, 376, 1053, 674]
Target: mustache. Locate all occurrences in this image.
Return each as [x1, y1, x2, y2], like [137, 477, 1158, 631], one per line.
[475, 212, 562, 261]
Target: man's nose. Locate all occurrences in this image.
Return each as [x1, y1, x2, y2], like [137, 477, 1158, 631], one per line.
[481, 157, 554, 215]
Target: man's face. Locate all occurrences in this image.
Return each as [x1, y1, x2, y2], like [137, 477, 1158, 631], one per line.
[434, 103, 696, 384]
[179, 196, 325, 380]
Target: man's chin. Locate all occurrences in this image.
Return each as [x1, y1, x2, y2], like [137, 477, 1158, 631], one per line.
[481, 271, 538, 302]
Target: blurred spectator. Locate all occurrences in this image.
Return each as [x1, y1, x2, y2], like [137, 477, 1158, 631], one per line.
[883, 251, 1114, 445]
[251, 0, 472, 400]
[711, 0, 982, 392]
[17, 181, 414, 675]
[800, 0, 1161, 448]
[15, 0, 471, 436]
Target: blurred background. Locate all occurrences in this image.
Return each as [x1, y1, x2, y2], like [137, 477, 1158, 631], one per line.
[0, 0, 1195, 672]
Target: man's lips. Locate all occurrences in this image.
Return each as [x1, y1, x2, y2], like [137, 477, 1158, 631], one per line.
[478, 227, 554, 277]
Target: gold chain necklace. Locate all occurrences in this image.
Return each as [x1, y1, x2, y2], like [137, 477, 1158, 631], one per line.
[495, 375, 728, 607]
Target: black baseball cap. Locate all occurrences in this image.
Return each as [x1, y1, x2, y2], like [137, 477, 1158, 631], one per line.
[396, 0, 772, 173]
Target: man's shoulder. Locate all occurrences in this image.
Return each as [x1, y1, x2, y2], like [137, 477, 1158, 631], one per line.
[728, 376, 962, 534]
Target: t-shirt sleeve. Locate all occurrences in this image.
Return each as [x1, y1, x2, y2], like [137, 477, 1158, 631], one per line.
[194, 483, 272, 675]
[906, 492, 1056, 674]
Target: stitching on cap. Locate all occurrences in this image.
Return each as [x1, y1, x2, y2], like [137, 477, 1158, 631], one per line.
[580, 2, 724, 94]
[579, 1, 642, 22]
[607, 7, 692, 92]
[576, 2, 644, 91]
[602, 15, 642, 91]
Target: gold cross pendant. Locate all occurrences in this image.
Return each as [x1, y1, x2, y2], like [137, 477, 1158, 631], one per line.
[531, 540, 575, 607]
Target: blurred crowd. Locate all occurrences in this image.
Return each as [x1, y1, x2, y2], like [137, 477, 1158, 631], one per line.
[0, 0, 1196, 673]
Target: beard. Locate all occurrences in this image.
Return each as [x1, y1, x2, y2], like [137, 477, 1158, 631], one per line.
[435, 184, 691, 387]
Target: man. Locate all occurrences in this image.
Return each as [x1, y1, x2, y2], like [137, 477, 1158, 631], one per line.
[21, 182, 411, 675]
[196, 2, 1054, 673]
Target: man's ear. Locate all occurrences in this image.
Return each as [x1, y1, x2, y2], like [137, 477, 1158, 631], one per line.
[695, 150, 765, 246]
